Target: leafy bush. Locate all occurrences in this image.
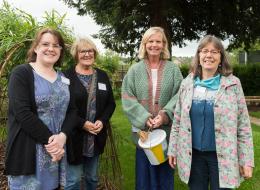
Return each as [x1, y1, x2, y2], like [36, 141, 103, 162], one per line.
[233, 63, 260, 95]
[179, 64, 189, 78]
[179, 63, 260, 96]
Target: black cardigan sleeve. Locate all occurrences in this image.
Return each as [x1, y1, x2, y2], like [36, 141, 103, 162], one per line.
[60, 74, 78, 136]
[96, 70, 116, 124]
[8, 65, 52, 144]
[64, 67, 86, 130]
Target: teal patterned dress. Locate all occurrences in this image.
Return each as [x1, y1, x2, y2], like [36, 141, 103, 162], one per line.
[34, 71, 69, 189]
[8, 72, 70, 190]
[8, 71, 70, 190]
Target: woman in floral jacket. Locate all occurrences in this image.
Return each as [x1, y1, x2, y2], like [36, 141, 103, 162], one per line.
[168, 35, 254, 190]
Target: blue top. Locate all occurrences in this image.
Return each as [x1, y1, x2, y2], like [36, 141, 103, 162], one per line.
[34, 71, 69, 189]
[190, 75, 220, 151]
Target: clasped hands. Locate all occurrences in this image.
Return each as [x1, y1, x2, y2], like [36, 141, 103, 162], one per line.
[45, 132, 66, 162]
[146, 114, 163, 129]
[83, 120, 103, 135]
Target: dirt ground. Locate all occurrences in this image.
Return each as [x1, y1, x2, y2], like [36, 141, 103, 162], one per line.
[0, 142, 7, 190]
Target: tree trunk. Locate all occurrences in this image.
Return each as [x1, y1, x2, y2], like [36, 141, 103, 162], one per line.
[150, 0, 172, 59]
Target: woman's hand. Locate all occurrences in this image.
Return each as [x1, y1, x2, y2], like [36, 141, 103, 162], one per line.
[49, 148, 65, 162]
[92, 120, 103, 134]
[168, 155, 177, 169]
[83, 121, 97, 135]
[146, 117, 155, 128]
[153, 114, 163, 128]
[45, 133, 67, 161]
[239, 165, 253, 179]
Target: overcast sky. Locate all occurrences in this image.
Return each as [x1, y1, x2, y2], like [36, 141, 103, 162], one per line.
[1, 0, 226, 57]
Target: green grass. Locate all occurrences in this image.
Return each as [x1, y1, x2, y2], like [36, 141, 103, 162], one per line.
[111, 99, 135, 189]
[249, 111, 260, 119]
[112, 100, 260, 190]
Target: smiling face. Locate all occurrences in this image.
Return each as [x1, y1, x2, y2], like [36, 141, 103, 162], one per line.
[34, 33, 61, 66]
[199, 42, 221, 75]
[77, 44, 95, 67]
[145, 32, 164, 59]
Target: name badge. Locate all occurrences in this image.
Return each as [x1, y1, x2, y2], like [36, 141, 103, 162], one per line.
[61, 76, 70, 85]
[98, 83, 107, 90]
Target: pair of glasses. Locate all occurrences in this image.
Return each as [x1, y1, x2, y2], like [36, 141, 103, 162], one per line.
[79, 49, 95, 55]
[39, 42, 62, 50]
[200, 49, 220, 55]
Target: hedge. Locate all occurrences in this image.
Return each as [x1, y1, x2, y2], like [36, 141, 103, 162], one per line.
[179, 63, 260, 96]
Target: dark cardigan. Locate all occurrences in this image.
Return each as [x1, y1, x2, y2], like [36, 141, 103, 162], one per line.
[4, 64, 77, 175]
[65, 67, 116, 165]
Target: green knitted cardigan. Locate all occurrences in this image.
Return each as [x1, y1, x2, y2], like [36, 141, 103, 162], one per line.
[121, 59, 183, 144]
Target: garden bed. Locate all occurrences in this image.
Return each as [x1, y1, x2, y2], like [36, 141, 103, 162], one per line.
[0, 142, 7, 190]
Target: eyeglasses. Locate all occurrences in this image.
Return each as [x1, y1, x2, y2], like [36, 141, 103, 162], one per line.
[200, 49, 220, 55]
[39, 42, 62, 50]
[79, 49, 95, 55]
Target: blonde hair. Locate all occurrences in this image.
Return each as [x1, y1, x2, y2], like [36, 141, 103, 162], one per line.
[138, 27, 170, 60]
[70, 37, 99, 62]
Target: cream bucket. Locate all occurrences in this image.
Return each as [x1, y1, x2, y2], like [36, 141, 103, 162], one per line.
[138, 129, 168, 165]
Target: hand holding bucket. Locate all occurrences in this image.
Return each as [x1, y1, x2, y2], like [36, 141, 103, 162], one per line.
[138, 129, 168, 165]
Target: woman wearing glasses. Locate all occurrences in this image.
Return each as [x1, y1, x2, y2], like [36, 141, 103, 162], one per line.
[5, 28, 76, 189]
[64, 37, 116, 190]
[168, 35, 254, 190]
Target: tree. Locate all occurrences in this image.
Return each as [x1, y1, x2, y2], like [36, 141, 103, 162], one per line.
[63, 0, 260, 57]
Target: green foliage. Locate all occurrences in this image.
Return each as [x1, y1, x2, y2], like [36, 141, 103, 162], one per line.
[179, 64, 190, 78]
[95, 51, 120, 78]
[233, 63, 260, 95]
[237, 124, 260, 190]
[63, 0, 260, 56]
[95, 51, 121, 99]
[0, 0, 74, 78]
[110, 100, 135, 189]
[178, 63, 260, 96]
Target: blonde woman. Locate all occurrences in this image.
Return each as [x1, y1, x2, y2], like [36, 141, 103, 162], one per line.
[122, 27, 183, 190]
[64, 37, 116, 190]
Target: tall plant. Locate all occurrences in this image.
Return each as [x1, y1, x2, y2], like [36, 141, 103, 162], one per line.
[0, 0, 74, 140]
[0, 2, 122, 189]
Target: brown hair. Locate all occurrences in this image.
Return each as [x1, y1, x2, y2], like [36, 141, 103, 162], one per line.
[138, 27, 170, 60]
[27, 28, 65, 66]
[190, 35, 232, 79]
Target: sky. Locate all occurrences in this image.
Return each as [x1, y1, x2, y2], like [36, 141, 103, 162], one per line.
[1, 0, 226, 57]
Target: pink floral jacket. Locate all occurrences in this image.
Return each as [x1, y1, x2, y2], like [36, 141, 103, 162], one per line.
[168, 73, 254, 188]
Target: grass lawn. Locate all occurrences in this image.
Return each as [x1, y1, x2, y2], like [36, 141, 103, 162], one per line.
[249, 111, 260, 119]
[112, 100, 260, 190]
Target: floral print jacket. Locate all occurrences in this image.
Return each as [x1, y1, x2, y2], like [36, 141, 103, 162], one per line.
[168, 73, 254, 188]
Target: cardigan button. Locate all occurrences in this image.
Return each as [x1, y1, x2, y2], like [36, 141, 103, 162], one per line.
[188, 128, 191, 132]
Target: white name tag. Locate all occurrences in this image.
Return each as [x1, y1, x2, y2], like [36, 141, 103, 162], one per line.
[61, 76, 70, 85]
[98, 83, 107, 90]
